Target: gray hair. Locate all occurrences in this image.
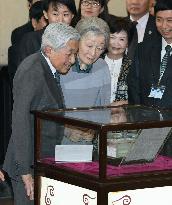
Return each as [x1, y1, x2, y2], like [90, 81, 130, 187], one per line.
[75, 17, 110, 48]
[41, 23, 80, 51]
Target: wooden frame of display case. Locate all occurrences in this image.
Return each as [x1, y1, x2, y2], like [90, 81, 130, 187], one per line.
[32, 106, 172, 205]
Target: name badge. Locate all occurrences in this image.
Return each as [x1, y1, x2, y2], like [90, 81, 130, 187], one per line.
[148, 85, 165, 99]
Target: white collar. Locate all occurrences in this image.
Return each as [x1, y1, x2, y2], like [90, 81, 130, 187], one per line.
[162, 37, 172, 51]
[41, 52, 57, 76]
[105, 55, 123, 63]
[130, 12, 149, 28]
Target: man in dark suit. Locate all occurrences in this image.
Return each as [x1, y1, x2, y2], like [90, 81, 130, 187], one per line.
[0, 23, 80, 205]
[128, 0, 172, 155]
[126, 0, 157, 59]
[11, 0, 41, 45]
[8, 0, 47, 86]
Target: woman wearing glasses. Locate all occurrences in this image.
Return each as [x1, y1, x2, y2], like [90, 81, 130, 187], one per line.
[74, 0, 112, 25]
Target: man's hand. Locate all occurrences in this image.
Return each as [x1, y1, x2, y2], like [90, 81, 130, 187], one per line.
[0, 170, 5, 181]
[22, 174, 34, 200]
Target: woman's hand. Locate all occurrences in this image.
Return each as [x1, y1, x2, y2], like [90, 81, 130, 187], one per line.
[65, 125, 95, 142]
[111, 100, 128, 106]
[22, 174, 34, 200]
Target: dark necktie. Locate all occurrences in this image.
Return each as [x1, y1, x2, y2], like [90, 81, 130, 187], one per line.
[54, 71, 61, 86]
[128, 21, 138, 60]
[54, 71, 65, 107]
[160, 45, 172, 82]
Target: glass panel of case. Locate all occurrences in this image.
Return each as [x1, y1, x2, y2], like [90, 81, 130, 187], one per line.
[35, 105, 172, 179]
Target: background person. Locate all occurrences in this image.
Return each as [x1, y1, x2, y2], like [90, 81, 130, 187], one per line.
[8, 0, 47, 84]
[127, 0, 172, 156]
[104, 16, 133, 105]
[126, 0, 157, 59]
[17, 0, 77, 67]
[75, 0, 114, 25]
[29, 0, 47, 31]
[11, 0, 41, 45]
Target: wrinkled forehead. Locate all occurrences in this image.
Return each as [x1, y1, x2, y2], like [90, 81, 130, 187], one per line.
[81, 30, 105, 40]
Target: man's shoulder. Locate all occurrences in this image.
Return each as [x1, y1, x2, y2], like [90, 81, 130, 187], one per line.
[140, 32, 161, 49]
[17, 53, 42, 74]
[148, 14, 155, 22]
[21, 28, 44, 42]
[11, 22, 33, 44]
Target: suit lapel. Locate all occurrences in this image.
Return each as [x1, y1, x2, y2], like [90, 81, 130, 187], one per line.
[39, 53, 65, 108]
[143, 14, 156, 41]
[149, 37, 162, 84]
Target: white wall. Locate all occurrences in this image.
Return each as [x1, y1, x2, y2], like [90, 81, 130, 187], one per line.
[0, 0, 28, 65]
[0, 0, 127, 65]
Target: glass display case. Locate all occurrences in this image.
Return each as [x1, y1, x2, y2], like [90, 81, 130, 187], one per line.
[32, 105, 172, 205]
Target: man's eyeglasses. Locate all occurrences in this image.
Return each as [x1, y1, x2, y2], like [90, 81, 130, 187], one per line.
[81, 0, 101, 8]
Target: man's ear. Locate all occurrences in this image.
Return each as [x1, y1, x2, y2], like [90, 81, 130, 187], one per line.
[44, 46, 52, 57]
[31, 18, 37, 31]
[43, 10, 48, 20]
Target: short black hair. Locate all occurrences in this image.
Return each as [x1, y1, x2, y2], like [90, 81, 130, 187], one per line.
[43, 0, 77, 16]
[107, 16, 133, 44]
[154, 0, 172, 15]
[29, 1, 44, 21]
[42, 0, 77, 26]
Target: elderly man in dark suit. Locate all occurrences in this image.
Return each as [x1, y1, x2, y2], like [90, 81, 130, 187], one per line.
[126, 0, 157, 59]
[0, 23, 80, 205]
[128, 0, 172, 155]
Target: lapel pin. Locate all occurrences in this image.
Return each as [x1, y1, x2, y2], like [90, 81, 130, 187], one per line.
[148, 30, 152, 35]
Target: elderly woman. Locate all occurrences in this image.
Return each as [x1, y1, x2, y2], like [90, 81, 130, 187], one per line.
[61, 17, 110, 108]
[61, 17, 110, 144]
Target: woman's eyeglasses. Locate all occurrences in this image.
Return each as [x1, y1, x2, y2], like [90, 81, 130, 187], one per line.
[81, 0, 101, 8]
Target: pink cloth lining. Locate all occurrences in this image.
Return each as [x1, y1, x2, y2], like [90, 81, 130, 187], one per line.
[41, 156, 172, 177]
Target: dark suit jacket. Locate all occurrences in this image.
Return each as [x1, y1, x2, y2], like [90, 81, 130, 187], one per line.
[128, 33, 172, 109]
[11, 21, 34, 45]
[17, 28, 45, 66]
[142, 14, 157, 42]
[3, 52, 65, 180]
[128, 14, 157, 60]
[8, 28, 44, 85]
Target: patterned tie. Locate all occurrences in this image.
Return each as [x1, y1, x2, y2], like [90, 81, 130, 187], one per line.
[54, 71, 60, 86]
[54, 71, 65, 107]
[160, 45, 172, 81]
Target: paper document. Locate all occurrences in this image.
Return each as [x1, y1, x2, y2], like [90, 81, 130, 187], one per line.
[55, 145, 93, 162]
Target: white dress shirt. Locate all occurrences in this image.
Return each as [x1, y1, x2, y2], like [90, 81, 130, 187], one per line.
[161, 38, 172, 61]
[130, 12, 149, 43]
[41, 52, 57, 77]
[104, 55, 122, 102]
